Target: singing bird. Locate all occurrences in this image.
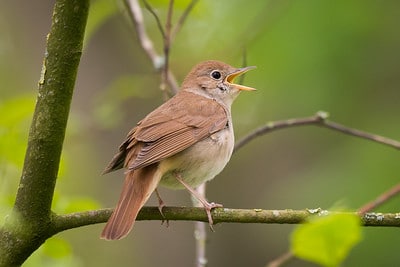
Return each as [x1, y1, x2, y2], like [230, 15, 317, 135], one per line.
[101, 60, 256, 240]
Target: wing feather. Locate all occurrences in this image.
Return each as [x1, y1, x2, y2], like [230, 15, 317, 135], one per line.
[104, 91, 228, 173]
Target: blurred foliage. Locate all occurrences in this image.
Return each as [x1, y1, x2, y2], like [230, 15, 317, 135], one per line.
[291, 212, 362, 266]
[26, 237, 83, 267]
[0, 96, 35, 222]
[1, 0, 400, 266]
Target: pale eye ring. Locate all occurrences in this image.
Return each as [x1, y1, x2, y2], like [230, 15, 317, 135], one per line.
[210, 70, 222, 80]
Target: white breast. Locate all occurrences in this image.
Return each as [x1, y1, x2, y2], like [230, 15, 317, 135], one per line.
[158, 126, 234, 189]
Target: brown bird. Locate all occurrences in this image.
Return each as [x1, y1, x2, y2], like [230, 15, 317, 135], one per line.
[101, 60, 256, 240]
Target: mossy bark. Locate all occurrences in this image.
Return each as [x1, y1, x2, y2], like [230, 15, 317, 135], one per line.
[0, 0, 89, 265]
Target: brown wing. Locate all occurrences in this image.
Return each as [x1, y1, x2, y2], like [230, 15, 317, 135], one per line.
[103, 91, 228, 173]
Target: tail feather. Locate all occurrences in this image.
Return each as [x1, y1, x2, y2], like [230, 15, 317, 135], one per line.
[101, 165, 160, 240]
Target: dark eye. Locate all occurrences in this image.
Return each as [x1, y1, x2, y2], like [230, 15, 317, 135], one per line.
[210, 70, 222, 80]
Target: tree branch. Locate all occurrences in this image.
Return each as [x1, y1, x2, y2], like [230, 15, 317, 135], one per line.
[49, 207, 400, 235]
[234, 111, 400, 152]
[125, 0, 162, 69]
[0, 0, 89, 265]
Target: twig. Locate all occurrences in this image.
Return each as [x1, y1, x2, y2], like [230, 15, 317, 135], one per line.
[124, 0, 179, 93]
[142, 0, 166, 39]
[193, 184, 208, 267]
[358, 183, 400, 214]
[161, 0, 174, 98]
[267, 251, 293, 267]
[234, 111, 400, 152]
[171, 0, 200, 41]
[125, 0, 161, 69]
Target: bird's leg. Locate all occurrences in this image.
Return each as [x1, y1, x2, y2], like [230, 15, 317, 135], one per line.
[174, 173, 223, 231]
[155, 188, 169, 226]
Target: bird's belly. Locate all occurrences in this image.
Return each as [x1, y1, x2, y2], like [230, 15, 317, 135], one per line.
[158, 128, 234, 189]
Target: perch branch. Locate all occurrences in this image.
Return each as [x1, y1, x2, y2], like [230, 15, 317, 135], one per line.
[51, 207, 400, 234]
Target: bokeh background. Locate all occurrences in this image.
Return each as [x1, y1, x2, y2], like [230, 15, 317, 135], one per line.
[1, 0, 400, 266]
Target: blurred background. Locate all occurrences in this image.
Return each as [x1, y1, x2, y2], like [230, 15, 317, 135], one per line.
[1, 0, 400, 266]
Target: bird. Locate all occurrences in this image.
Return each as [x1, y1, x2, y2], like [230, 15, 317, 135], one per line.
[101, 60, 256, 240]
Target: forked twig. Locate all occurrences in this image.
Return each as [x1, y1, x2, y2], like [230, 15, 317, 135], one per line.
[125, 0, 179, 93]
[125, 0, 162, 68]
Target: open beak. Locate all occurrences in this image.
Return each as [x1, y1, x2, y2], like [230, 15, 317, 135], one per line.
[226, 66, 256, 91]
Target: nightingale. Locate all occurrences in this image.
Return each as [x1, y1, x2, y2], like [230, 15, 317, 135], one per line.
[101, 60, 256, 240]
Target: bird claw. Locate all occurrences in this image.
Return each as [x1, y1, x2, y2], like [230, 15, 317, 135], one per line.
[203, 202, 223, 231]
[156, 189, 169, 227]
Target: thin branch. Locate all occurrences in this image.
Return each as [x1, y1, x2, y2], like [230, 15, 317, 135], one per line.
[267, 251, 293, 267]
[193, 184, 208, 267]
[171, 0, 200, 41]
[125, 0, 179, 93]
[358, 183, 400, 214]
[125, 0, 162, 69]
[161, 0, 174, 98]
[234, 111, 400, 152]
[142, 0, 166, 39]
[322, 119, 400, 148]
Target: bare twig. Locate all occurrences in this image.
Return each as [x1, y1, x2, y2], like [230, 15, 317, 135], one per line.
[142, 0, 166, 39]
[358, 183, 400, 214]
[124, 0, 179, 93]
[160, 0, 174, 98]
[171, 0, 200, 41]
[234, 111, 400, 152]
[267, 251, 293, 267]
[125, 0, 161, 68]
[193, 184, 208, 267]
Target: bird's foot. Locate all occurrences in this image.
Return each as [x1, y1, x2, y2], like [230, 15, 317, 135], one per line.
[155, 189, 169, 227]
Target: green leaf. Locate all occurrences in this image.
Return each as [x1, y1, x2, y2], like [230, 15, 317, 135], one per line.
[291, 213, 362, 267]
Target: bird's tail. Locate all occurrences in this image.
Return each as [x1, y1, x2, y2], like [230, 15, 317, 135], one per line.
[101, 165, 159, 240]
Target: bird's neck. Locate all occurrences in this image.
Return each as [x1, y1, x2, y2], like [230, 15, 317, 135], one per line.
[181, 88, 234, 116]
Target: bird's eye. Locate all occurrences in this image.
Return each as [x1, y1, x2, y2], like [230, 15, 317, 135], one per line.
[210, 70, 222, 80]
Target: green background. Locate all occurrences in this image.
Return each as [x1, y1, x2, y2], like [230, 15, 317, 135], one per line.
[1, 0, 399, 266]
